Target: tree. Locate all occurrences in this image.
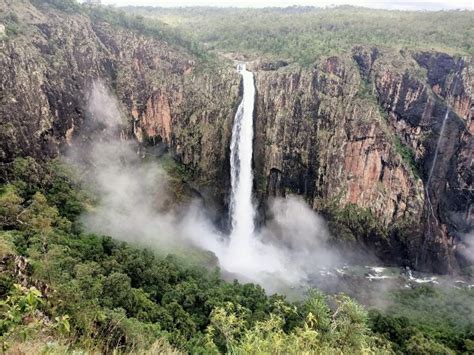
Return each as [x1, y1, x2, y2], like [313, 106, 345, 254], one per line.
[0, 185, 23, 229]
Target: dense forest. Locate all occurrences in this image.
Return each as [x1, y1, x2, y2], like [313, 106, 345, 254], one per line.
[1, 157, 473, 353]
[129, 6, 473, 65]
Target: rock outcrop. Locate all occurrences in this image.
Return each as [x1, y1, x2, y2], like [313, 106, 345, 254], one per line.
[0, 0, 240, 201]
[253, 48, 472, 273]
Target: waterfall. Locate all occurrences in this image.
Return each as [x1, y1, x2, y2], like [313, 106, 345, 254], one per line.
[420, 106, 451, 266]
[229, 64, 256, 246]
[420, 75, 458, 267]
[423, 68, 461, 221]
[220, 64, 291, 280]
[426, 72, 459, 195]
[426, 107, 450, 187]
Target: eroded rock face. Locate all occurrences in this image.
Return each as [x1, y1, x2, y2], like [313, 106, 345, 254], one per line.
[252, 59, 419, 266]
[1, 2, 472, 273]
[254, 49, 472, 273]
[134, 91, 172, 143]
[0, 1, 240, 201]
[254, 57, 422, 224]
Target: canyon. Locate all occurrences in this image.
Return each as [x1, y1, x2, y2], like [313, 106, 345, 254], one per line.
[0, 0, 472, 274]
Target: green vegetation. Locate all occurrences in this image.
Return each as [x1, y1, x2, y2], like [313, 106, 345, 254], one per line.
[325, 202, 388, 244]
[28, 0, 212, 62]
[393, 136, 421, 178]
[356, 78, 377, 102]
[0, 157, 386, 353]
[86, 6, 212, 61]
[1, 156, 471, 353]
[0, 284, 71, 352]
[373, 101, 422, 179]
[370, 286, 474, 354]
[30, 0, 80, 13]
[0, 11, 24, 37]
[130, 6, 473, 66]
[157, 153, 196, 204]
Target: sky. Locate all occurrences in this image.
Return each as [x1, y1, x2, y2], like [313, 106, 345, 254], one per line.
[92, 0, 473, 10]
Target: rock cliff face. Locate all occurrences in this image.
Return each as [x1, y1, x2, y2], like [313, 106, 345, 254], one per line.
[253, 49, 472, 273]
[0, 1, 472, 273]
[0, 0, 240, 199]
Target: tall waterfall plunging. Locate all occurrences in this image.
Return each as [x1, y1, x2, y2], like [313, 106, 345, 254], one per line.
[426, 74, 458, 197]
[216, 64, 290, 281]
[420, 104, 452, 266]
[427, 108, 450, 186]
[229, 64, 256, 245]
[424, 108, 450, 219]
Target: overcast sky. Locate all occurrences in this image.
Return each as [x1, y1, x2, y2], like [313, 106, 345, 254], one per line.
[92, 0, 473, 10]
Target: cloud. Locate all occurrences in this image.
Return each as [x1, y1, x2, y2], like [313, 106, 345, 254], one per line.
[87, 81, 125, 129]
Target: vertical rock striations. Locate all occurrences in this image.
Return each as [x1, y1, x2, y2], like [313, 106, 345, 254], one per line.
[253, 49, 472, 273]
[0, 1, 240, 200]
[0, 1, 472, 273]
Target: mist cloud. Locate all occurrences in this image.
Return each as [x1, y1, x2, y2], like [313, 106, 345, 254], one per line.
[458, 231, 474, 263]
[87, 81, 125, 128]
[71, 80, 343, 293]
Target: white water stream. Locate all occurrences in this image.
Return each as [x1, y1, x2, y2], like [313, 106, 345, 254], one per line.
[427, 107, 450, 186]
[229, 64, 256, 246]
[425, 107, 450, 218]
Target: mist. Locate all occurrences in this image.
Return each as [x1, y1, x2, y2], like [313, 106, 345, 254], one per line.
[72, 79, 469, 305]
[458, 231, 474, 264]
[68, 80, 343, 293]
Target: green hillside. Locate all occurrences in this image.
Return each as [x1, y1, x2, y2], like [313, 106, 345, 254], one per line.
[130, 6, 473, 65]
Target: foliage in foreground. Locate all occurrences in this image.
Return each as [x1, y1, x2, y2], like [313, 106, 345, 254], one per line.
[370, 285, 474, 354]
[0, 157, 472, 353]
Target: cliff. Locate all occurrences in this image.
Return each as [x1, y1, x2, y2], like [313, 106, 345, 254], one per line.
[0, 1, 472, 273]
[252, 49, 472, 273]
[0, 0, 240, 200]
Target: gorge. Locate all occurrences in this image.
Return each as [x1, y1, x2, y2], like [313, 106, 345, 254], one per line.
[0, 0, 472, 276]
[0, 1, 473, 353]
